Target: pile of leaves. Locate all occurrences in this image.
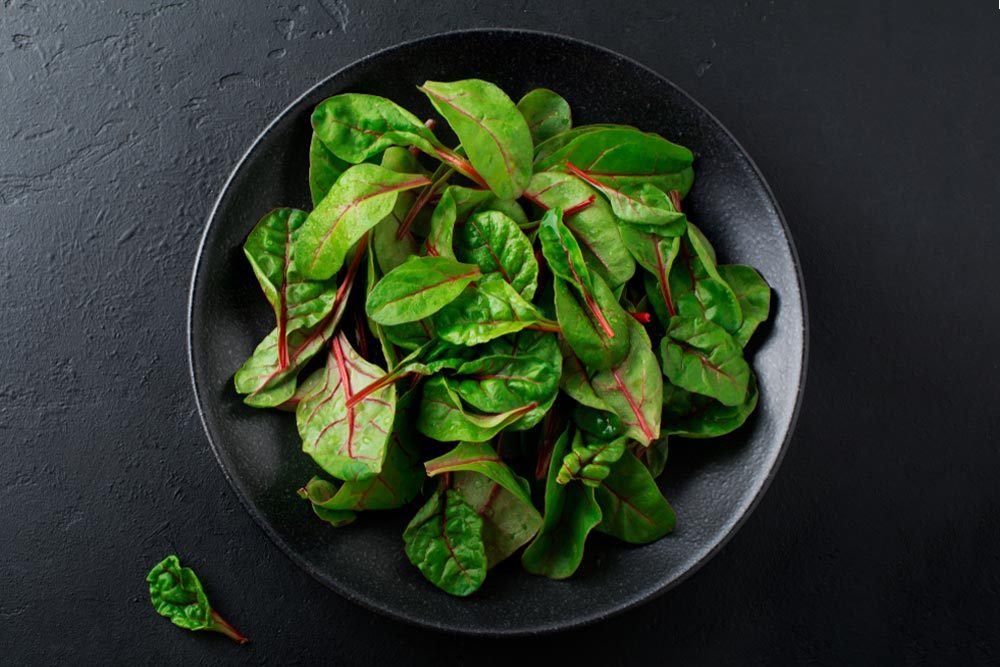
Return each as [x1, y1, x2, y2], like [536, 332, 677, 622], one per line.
[234, 79, 771, 596]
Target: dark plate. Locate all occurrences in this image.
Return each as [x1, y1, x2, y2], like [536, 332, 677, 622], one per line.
[188, 29, 807, 636]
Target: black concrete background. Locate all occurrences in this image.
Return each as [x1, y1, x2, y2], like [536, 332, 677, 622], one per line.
[2, 1, 998, 664]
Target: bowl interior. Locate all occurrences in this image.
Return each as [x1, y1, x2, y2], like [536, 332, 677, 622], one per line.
[189, 29, 806, 635]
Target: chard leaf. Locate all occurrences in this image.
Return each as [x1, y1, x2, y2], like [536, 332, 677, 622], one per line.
[517, 88, 571, 145]
[420, 79, 533, 199]
[521, 429, 602, 579]
[663, 373, 759, 438]
[431, 273, 548, 346]
[590, 316, 663, 446]
[311, 93, 441, 163]
[669, 224, 743, 334]
[296, 334, 396, 481]
[296, 164, 430, 279]
[403, 487, 487, 596]
[558, 340, 609, 412]
[308, 133, 349, 206]
[660, 316, 750, 407]
[595, 451, 676, 544]
[526, 172, 636, 289]
[553, 275, 630, 370]
[642, 438, 670, 478]
[371, 148, 423, 274]
[455, 210, 539, 300]
[566, 163, 687, 231]
[242, 208, 338, 367]
[572, 403, 624, 440]
[424, 187, 458, 259]
[556, 430, 627, 487]
[147, 555, 248, 645]
[366, 256, 482, 326]
[417, 375, 537, 442]
[717, 264, 771, 347]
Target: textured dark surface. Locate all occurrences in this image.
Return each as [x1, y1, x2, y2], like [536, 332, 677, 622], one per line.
[189, 30, 805, 635]
[2, 0, 998, 663]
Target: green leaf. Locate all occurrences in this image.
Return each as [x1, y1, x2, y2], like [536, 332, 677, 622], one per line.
[669, 224, 742, 334]
[534, 126, 695, 196]
[420, 79, 533, 199]
[717, 264, 771, 347]
[566, 163, 687, 231]
[556, 430, 627, 487]
[296, 164, 430, 280]
[526, 171, 636, 289]
[147, 555, 247, 644]
[403, 487, 487, 596]
[242, 208, 339, 365]
[660, 316, 750, 407]
[453, 470, 542, 568]
[595, 451, 676, 544]
[431, 273, 547, 346]
[558, 340, 609, 411]
[371, 148, 423, 274]
[590, 316, 663, 446]
[454, 210, 539, 300]
[425, 442, 531, 503]
[311, 93, 441, 163]
[308, 133, 349, 207]
[366, 256, 482, 325]
[296, 334, 396, 481]
[533, 124, 635, 162]
[477, 196, 529, 227]
[521, 429, 603, 579]
[572, 403, 624, 440]
[417, 375, 537, 442]
[621, 230, 682, 326]
[517, 88, 571, 145]
[296, 478, 357, 527]
[642, 438, 670, 478]
[663, 372, 759, 438]
[553, 275, 630, 370]
[424, 187, 458, 259]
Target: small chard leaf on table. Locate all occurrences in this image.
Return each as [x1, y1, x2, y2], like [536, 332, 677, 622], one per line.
[525, 171, 636, 289]
[311, 93, 443, 163]
[589, 316, 663, 446]
[669, 224, 743, 334]
[660, 316, 750, 407]
[556, 429, 628, 487]
[417, 375, 536, 442]
[147, 555, 248, 645]
[454, 210, 539, 300]
[595, 451, 676, 544]
[540, 207, 631, 368]
[403, 486, 488, 596]
[295, 164, 430, 280]
[309, 133, 350, 206]
[662, 372, 759, 438]
[425, 441, 542, 567]
[366, 256, 482, 326]
[517, 88, 572, 145]
[430, 273, 551, 347]
[717, 264, 771, 347]
[296, 333, 396, 481]
[419, 79, 533, 199]
[522, 428, 603, 579]
[534, 126, 695, 197]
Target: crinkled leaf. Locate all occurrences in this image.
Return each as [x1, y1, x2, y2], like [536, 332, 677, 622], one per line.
[557, 430, 627, 487]
[663, 372, 759, 438]
[420, 79, 533, 199]
[669, 224, 742, 333]
[417, 375, 537, 442]
[660, 316, 750, 407]
[453, 470, 542, 568]
[431, 273, 547, 346]
[521, 429, 602, 579]
[718, 264, 771, 347]
[403, 487, 487, 596]
[296, 334, 396, 481]
[526, 172, 635, 289]
[296, 164, 430, 279]
[309, 133, 349, 207]
[455, 210, 539, 299]
[595, 451, 676, 544]
[311, 93, 441, 163]
[590, 316, 663, 446]
[147, 555, 247, 644]
[517, 88, 571, 145]
[366, 256, 481, 325]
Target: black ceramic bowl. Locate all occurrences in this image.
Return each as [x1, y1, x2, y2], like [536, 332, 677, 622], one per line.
[188, 29, 807, 635]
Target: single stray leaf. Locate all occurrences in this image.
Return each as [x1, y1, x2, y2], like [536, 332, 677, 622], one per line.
[147, 555, 248, 645]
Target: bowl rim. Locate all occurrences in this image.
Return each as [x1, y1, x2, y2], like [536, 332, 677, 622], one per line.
[187, 27, 809, 636]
